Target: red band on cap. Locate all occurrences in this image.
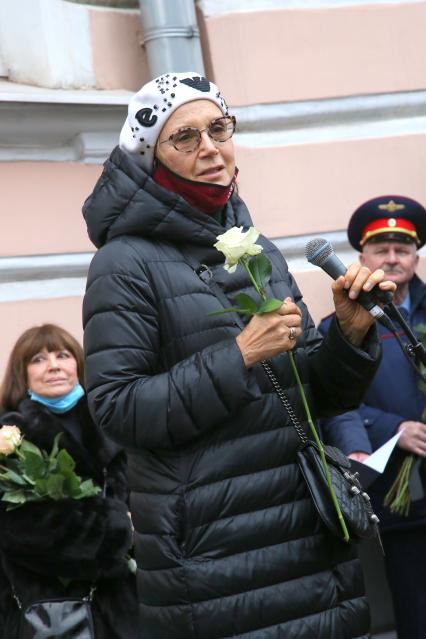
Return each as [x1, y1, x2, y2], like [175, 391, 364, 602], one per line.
[360, 217, 419, 246]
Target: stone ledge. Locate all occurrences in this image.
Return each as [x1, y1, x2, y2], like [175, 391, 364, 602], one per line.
[198, 0, 423, 18]
[0, 79, 132, 104]
[2, 89, 426, 163]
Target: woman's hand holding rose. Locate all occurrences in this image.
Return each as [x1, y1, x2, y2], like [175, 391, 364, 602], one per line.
[236, 297, 302, 368]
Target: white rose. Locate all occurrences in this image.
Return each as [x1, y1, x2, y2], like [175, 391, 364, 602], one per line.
[214, 226, 263, 273]
[0, 425, 22, 456]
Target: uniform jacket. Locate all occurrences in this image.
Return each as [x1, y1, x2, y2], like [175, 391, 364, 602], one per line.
[0, 396, 140, 639]
[82, 146, 382, 639]
[319, 274, 426, 531]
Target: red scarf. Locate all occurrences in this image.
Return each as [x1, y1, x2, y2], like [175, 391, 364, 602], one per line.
[153, 162, 238, 215]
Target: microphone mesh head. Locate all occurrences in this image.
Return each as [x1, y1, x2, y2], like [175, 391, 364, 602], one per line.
[305, 238, 333, 266]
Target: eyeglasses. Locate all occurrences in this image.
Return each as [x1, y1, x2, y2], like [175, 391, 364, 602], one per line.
[159, 115, 236, 153]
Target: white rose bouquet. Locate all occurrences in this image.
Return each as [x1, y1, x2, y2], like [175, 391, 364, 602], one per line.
[212, 225, 351, 542]
[0, 424, 100, 510]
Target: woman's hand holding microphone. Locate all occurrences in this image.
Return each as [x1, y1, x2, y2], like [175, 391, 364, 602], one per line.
[236, 264, 396, 368]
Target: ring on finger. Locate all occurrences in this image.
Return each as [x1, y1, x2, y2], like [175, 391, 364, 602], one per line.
[288, 327, 296, 341]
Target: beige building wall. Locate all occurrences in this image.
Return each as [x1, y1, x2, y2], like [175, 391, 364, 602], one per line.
[1, 0, 426, 375]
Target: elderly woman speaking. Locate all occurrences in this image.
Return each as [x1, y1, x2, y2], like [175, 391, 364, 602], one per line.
[82, 72, 393, 639]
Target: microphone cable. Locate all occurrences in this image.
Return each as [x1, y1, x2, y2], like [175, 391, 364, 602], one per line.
[383, 302, 426, 383]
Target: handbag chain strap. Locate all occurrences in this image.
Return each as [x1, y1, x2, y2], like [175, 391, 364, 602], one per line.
[11, 582, 96, 610]
[12, 587, 23, 610]
[260, 360, 308, 445]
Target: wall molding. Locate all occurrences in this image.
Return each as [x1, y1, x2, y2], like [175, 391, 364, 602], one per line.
[232, 91, 426, 132]
[197, 0, 425, 17]
[0, 80, 131, 104]
[0, 278, 87, 302]
[0, 234, 367, 302]
[2, 236, 425, 302]
[0, 99, 126, 162]
[1, 88, 426, 162]
[0, 253, 93, 284]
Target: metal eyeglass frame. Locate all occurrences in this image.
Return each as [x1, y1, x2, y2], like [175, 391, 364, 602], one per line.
[158, 115, 236, 153]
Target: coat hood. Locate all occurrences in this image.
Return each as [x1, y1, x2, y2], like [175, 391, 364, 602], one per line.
[83, 146, 246, 249]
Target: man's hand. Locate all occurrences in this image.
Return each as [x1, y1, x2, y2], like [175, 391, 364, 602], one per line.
[397, 421, 426, 457]
[347, 451, 370, 462]
[332, 263, 396, 346]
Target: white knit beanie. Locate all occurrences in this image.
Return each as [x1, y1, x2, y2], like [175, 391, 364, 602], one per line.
[119, 72, 230, 174]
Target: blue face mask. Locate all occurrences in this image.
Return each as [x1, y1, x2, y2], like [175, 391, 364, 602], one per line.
[28, 383, 85, 414]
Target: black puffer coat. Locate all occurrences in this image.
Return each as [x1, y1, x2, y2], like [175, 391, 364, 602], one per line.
[0, 397, 140, 639]
[82, 147, 381, 639]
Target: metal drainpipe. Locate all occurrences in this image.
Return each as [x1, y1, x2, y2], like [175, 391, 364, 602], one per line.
[139, 0, 205, 78]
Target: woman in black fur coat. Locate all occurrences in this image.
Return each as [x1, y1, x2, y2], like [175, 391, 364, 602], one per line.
[0, 324, 140, 639]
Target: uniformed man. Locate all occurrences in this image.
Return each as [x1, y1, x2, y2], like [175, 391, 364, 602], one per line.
[318, 195, 426, 639]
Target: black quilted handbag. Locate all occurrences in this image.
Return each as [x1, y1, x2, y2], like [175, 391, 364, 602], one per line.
[14, 586, 96, 639]
[261, 361, 380, 542]
[297, 439, 379, 539]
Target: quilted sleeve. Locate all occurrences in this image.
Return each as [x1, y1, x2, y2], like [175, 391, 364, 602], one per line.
[83, 245, 261, 451]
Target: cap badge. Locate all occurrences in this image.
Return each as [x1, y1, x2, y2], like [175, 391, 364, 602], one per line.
[180, 77, 211, 92]
[135, 108, 158, 128]
[388, 218, 397, 227]
[378, 200, 405, 213]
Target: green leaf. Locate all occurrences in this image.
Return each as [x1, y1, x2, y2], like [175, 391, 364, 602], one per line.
[0, 478, 24, 492]
[19, 440, 43, 458]
[77, 479, 101, 499]
[45, 474, 65, 500]
[0, 467, 28, 486]
[49, 433, 63, 461]
[2, 489, 27, 504]
[4, 458, 20, 473]
[56, 449, 75, 474]
[257, 298, 283, 314]
[233, 293, 259, 315]
[249, 254, 272, 290]
[34, 478, 48, 496]
[64, 473, 83, 498]
[21, 451, 46, 481]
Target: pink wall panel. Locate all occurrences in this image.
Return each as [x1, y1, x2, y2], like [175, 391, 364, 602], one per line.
[1, 162, 102, 256]
[235, 133, 426, 239]
[203, 3, 426, 105]
[90, 9, 149, 91]
[3, 133, 426, 257]
[3, 132, 426, 256]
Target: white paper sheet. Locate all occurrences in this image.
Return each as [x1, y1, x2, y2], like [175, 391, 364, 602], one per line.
[362, 431, 402, 473]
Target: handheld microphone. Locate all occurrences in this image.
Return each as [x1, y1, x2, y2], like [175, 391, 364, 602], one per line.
[305, 237, 393, 327]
